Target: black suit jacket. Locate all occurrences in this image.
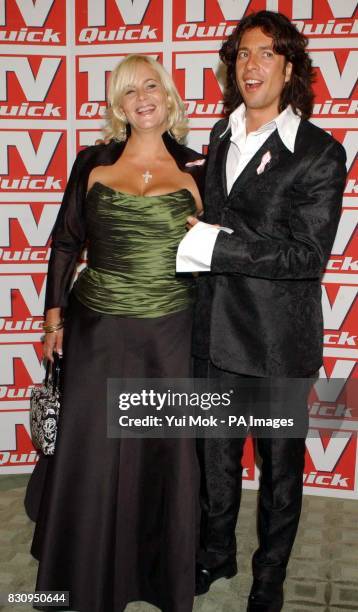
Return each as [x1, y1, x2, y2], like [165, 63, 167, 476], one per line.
[193, 118, 347, 376]
[45, 132, 206, 312]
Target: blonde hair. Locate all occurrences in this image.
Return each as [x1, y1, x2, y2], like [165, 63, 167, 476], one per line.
[104, 55, 189, 143]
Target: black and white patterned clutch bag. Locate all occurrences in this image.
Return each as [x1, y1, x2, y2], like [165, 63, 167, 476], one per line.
[30, 353, 62, 456]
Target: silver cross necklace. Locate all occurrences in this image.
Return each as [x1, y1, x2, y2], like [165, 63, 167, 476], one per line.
[142, 170, 153, 184]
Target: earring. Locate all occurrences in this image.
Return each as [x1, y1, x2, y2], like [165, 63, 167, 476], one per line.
[115, 107, 127, 123]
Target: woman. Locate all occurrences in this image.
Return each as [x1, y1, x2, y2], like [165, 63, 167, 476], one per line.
[25, 55, 205, 612]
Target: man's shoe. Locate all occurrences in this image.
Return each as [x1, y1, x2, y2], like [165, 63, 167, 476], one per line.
[247, 580, 284, 612]
[195, 558, 237, 595]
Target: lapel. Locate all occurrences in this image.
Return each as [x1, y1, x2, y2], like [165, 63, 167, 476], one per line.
[215, 127, 232, 200]
[228, 129, 292, 200]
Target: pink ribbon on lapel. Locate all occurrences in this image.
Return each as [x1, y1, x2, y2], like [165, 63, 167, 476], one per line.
[256, 151, 271, 175]
[185, 159, 206, 167]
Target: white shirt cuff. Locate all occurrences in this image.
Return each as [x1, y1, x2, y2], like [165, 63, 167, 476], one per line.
[176, 221, 233, 272]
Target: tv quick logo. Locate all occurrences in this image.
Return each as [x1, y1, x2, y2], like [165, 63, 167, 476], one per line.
[0, 204, 59, 248]
[322, 195, 357, 287]
[174, 53, 224, 119]
[78, 24, 158, 44]
[0, 412, 33, 450]
[174, 51, 358, 118]
[0, 317, 44, 332]
[177, 21, 358, 41]
[77, 55, 127, 118]
[294, 20, 358, 36]
[1, 379, 44, 405]
[309, 402, 353, 418]
[0, 56, 66, 120]
[176, 22, 236, 41]
[322, 286, 357, 331]
[304, 432, 355, 490]
[316, 360, 356, 400]
[0, 247, 51, 262]
[76, 0, 162, 45]
[311, 351, 357, 426]
[183, 0, 358, 21]
[86, 0, 151, 24]
[321, 283, 357, 361]
[0, 450, 38, 468]
[0, 451, 38, 467]
[320, 130, 357, 189]
[0, 131, 66, 191]
[0, 274, 48, 334]
[0, 409, 39, 471]
[327, 258, 358, 272]
[0, 0, 65, 45]
[173, 0, 358, 41]
[324, 331, 357, 347]
[0, 204, 54, 264]
[303, 471, 351, 487]
[77, 54, 159, 119]
[0, 276, 47, 317]
[0, 345, 43, 386]
[313, 100, 358, 116]
[330, 210, 358, 256]
[310, 359, 357, 422]
[310, 51, 358, 100]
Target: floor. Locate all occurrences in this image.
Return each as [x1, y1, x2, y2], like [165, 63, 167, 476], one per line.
[0, 475, 357, 611]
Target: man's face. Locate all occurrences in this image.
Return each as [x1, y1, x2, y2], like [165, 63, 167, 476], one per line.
[235, 27, 292, 119]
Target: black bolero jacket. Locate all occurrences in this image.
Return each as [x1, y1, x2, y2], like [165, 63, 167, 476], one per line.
[45, 132, 206, 312]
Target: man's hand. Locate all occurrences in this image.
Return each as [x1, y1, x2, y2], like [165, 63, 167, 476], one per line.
[186, 216, 219, 231]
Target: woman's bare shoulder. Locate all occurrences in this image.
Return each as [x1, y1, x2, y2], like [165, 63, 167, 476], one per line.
[87, 165, 109, 193]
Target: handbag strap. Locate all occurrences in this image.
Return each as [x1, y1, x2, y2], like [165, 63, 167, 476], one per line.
[52, 352, 62, 389]
[45, 352, 63, 392]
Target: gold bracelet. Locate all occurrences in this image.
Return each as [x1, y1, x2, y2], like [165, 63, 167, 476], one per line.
[43, 325, 64, 333]
[42, 321, 64, 333]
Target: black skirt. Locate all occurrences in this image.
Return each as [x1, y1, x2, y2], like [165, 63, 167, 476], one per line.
[25, 295, 198, 612]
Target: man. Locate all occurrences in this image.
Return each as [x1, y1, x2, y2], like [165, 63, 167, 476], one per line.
[176, 10, 347, 612]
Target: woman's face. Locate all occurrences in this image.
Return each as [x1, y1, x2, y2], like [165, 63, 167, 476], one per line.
[119, 62, 169, 134]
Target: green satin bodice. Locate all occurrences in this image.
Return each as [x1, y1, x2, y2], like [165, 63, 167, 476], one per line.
[73, 182, 196, 317]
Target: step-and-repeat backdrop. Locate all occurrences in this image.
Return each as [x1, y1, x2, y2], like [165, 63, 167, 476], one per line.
[0, 0, 357, 498]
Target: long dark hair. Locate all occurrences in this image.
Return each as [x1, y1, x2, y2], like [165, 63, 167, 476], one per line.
[219, 11, 315, 119]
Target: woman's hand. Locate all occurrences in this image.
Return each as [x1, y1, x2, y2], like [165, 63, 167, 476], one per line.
[43, 328, 63, 362]
[186, 216, 220, 231]
[186, 215, 199, 231]
[43, 307, 63, 362]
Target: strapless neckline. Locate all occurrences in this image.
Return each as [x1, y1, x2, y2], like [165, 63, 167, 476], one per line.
[77, 178, 196, 317]
[88, 181, 195, 202]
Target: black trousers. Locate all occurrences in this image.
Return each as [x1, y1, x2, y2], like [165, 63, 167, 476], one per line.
[195, 359, 314, 585]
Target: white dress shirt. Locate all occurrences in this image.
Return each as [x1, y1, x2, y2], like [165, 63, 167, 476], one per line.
[176, 104, 301, 273]
[226, 103, 300, 193]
